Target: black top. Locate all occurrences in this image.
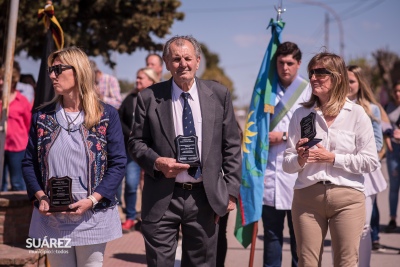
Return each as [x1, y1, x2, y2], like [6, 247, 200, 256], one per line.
[118, 91, 137, 147]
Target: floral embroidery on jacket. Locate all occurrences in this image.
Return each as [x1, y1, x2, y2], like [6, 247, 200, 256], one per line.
[36, 104, 110, 197]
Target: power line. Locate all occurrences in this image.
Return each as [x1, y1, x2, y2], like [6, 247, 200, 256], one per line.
[337, 0, 372, 18]
[183, 5, 274, 14]
[341, 0, 386, 21]
[181, 0, 355, 14]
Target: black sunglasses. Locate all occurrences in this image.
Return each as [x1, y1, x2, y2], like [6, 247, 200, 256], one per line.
[48, 64, 74, 76]
[308, 68, 332, 79]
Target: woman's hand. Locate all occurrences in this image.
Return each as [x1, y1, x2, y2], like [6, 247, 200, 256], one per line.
[296, 138, 310, 167]
[393, 129, 400, 140]
[34, 192, 52, 215]
[38, 196, 52, 215]
[307, 143, 335, 164]
[384, 135, 393, 152]
[67, 199, 93, 215]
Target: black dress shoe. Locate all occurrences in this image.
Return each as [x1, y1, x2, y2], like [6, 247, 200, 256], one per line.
[372, 242, 385, 251]
[385, 220, 397, 232]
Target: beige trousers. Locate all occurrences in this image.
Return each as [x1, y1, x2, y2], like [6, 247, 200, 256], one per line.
[292, 183, 365, 267]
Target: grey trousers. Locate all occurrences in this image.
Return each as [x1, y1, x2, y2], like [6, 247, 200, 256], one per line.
[141, 186, 219, 267]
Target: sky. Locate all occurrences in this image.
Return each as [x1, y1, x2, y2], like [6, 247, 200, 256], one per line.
[16, 0, 400, 107]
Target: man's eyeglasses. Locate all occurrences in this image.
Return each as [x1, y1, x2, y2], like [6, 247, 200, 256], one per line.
[308, 68, 332, 79]
[48, 64, 74, 76]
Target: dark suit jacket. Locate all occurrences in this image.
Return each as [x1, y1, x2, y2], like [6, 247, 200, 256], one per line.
[128, 78, 242, 222]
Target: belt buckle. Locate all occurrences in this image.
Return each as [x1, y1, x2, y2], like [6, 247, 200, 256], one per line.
[182, 183, 192, 190]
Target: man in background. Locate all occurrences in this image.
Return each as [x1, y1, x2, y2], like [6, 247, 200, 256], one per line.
[146, 53, 163, 81]
[90, 60, 122, 109]
[262, 42, 311, 267]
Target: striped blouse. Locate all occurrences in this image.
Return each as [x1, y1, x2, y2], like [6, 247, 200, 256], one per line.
[29, 104, 122, 246]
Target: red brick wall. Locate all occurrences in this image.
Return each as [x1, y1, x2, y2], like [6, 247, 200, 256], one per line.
[0, 192, 33, 245]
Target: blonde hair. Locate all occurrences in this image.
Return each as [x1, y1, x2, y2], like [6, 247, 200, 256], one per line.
[46, 46, 103, 128]
[346, 65, 384, 122]
[137, 67, 160, 84]
[302, 52, 349, 117]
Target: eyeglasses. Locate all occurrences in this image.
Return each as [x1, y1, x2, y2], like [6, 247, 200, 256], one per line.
[308, 68, 332, 79]
[48, 64, 74, 76]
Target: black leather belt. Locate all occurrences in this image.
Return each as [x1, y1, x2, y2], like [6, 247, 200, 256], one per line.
[317, 180, 332, 185]
[175, 182, 203, 190]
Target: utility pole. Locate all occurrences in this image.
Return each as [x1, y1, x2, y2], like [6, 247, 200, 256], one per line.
[0, 0, 20, 186]
[301, 0, 344, 58]
[325, 12, 329, 50]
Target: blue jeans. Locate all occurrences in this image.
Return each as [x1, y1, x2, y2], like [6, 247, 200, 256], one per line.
[1, 150, 26, 191]
[386, 142, 400, 217]
[370, 198, 380, 242]
[262, 205, 298, 267]
[123, 151, 141, 220]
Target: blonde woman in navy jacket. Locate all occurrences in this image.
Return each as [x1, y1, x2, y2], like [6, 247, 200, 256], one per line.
[22, 47, 126, 267]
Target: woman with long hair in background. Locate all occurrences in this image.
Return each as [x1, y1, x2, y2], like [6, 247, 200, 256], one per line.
[347, 65, 388, 265]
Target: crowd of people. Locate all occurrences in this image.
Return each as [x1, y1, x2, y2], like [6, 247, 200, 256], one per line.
[0, 34, 399, 267]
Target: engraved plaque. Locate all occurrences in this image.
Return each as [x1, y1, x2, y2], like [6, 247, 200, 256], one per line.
[175, 135, 200, 166]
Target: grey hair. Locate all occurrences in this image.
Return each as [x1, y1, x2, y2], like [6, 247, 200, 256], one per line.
[162, 35, 202, 59]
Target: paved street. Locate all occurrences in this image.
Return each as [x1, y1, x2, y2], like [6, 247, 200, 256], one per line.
[104, 158, 400, 266]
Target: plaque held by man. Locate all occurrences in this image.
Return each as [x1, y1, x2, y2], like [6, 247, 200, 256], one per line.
[300, 112, 322, 147]
[175, 135, 200, 166]
[47, 176, 74, 212]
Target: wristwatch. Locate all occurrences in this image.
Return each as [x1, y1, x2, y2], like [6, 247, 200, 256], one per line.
[282, 132, 287, 141]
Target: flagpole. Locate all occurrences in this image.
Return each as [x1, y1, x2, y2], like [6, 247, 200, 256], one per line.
[274, 0, 286, 21]
[248, 221, 258, 267]
[0, 0, 20, 187]
[247, 3, 285, 267]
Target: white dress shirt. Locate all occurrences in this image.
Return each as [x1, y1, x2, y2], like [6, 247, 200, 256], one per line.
[263, 76, 311, 210]
[171, 80, 203, 183]
[283, 100, 380, 191]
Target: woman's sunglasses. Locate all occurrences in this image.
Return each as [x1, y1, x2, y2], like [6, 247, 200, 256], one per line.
[48, 64, 74, 76]
[308, 68, 332, 79]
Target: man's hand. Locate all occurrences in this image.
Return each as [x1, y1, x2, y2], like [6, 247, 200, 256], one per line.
[155, 157, 190, 178]
[214, 196, 237, 224]
[227, 195, 236, 212]
[269, 131, 285, 145]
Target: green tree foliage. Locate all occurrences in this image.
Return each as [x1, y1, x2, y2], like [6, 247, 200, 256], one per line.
[199, 43, 235, 99]
[0, 0, 184, 68]
[373, 48, 400, 92]
[119, 79, 135, 94]
[348, 48, 400, 103]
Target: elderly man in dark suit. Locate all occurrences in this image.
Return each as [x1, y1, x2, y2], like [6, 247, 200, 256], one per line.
[129, 35, 242, 267]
